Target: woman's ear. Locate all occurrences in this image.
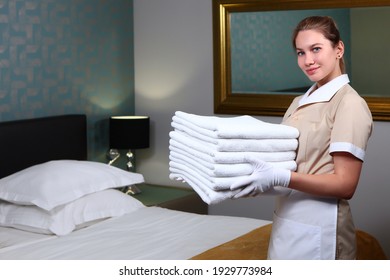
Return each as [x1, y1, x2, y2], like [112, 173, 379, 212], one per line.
[336, 41, 345, 58]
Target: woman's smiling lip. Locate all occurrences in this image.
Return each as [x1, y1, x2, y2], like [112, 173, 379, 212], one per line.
[306, 66, 319, 75]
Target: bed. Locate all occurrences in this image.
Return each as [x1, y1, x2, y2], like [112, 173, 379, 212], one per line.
[0, 115, 387, 260]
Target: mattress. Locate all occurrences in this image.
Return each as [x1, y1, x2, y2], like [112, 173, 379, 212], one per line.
[0, 206, 270, 260]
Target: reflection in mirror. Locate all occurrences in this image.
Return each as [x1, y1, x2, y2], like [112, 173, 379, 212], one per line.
[231, 7, 389, 97]
[231, 9, 350, 95]
[213, 0, 390, 120]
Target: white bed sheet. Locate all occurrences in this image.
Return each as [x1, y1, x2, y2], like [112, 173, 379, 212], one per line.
[0, 206, 270, 260]
[0, 227, 54, 250]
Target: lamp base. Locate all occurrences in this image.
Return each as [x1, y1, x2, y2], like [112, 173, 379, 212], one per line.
[121, 185, 142, 195]
[107, 149, 120, 165]
[107, 149, 142, 195]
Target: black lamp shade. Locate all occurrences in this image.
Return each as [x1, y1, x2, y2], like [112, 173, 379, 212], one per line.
[109, 116, 150, 149]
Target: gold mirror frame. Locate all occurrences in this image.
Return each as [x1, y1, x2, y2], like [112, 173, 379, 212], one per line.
[213, 0, 390, 121]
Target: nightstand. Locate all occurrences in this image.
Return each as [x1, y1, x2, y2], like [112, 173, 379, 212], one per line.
[133, 183, 208, 214]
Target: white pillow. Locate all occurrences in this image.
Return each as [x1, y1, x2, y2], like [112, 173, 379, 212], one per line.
[0, 189, 145, 236]
[0, 160, 144, 210]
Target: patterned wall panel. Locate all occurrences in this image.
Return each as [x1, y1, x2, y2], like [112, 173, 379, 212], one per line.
[0, 0, 134, 161]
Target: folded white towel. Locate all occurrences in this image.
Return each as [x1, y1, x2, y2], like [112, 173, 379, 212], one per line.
[169, 147, 215, 169]
[170, 162, 292, 203]
[170, 130, 298, 152]
[169, 112, 300, 203]
[170, 172, 230, 204]
[169, 164, 241, 204]
[170, 148, 297, 176]
[171, 120, 217, 143]
[170, 150, 296, 191]
[169, 161, 242, 191]
[172, 120, 299, 151]
[169, 139, 296, 163]
[174, 111, 299, 139]
[208, 176, 248, 190]
[169, 153, 253, 177]
[212, 138, 299, 152]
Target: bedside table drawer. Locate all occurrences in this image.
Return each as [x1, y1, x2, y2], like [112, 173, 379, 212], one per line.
[159, 192, 207, 214]
[134, 183, 208, 214]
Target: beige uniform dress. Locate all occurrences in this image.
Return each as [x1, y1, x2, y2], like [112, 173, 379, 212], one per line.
[269, 74, 372, 259]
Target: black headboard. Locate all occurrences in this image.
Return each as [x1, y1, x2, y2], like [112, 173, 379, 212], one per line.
[0, 114, 87, 178]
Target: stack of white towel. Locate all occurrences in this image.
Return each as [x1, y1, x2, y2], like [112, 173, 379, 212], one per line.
[169, 111, 299, 204]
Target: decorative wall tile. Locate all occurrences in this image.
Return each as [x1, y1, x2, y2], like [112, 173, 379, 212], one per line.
[0, 0, 134, 161]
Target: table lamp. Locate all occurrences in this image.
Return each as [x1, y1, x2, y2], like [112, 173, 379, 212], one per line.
[108, 116, 150, 194]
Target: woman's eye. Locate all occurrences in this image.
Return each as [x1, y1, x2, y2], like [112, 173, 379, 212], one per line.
[313, 47, 321, 53]
[297, 51, 304, 56]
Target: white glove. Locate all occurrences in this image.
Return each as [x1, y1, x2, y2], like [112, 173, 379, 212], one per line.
[230, 156, 291, 198]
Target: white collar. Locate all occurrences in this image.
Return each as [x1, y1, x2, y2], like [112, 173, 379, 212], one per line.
[298, 74, 350, 107]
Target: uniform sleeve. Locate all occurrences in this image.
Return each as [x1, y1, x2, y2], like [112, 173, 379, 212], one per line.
[330, 92, 373, 161]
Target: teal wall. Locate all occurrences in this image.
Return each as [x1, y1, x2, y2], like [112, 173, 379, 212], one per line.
[0, 0, 134, 162]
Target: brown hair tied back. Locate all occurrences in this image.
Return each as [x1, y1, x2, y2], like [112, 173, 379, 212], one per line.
[292, 16, 345, 74]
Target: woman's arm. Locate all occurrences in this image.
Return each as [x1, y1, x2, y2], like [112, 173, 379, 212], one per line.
[288, 152, 362, 199]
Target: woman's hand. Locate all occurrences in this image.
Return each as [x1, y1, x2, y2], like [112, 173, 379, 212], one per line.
[230, 156, 291, 198]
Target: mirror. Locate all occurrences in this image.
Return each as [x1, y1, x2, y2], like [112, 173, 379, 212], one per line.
[213, 0, 390, 121]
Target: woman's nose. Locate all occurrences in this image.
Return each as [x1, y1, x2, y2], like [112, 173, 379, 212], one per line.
[305, 54, 315, 65]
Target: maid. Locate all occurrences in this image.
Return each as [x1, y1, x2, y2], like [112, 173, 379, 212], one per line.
[231, 16, 373, 259]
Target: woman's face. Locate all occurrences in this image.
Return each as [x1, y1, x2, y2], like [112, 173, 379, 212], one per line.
[295, 29, 344, 87]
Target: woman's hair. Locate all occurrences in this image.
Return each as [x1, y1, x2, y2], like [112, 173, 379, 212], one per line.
[292, 16, 345, 73]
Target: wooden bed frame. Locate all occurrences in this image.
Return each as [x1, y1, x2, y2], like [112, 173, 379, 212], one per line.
[191, 223, 388, 260]
[0, 114, 87, 179]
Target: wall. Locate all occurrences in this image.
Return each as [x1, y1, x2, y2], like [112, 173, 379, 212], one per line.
[0, 0, 134, 161]
[134, 0, 390, 257]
